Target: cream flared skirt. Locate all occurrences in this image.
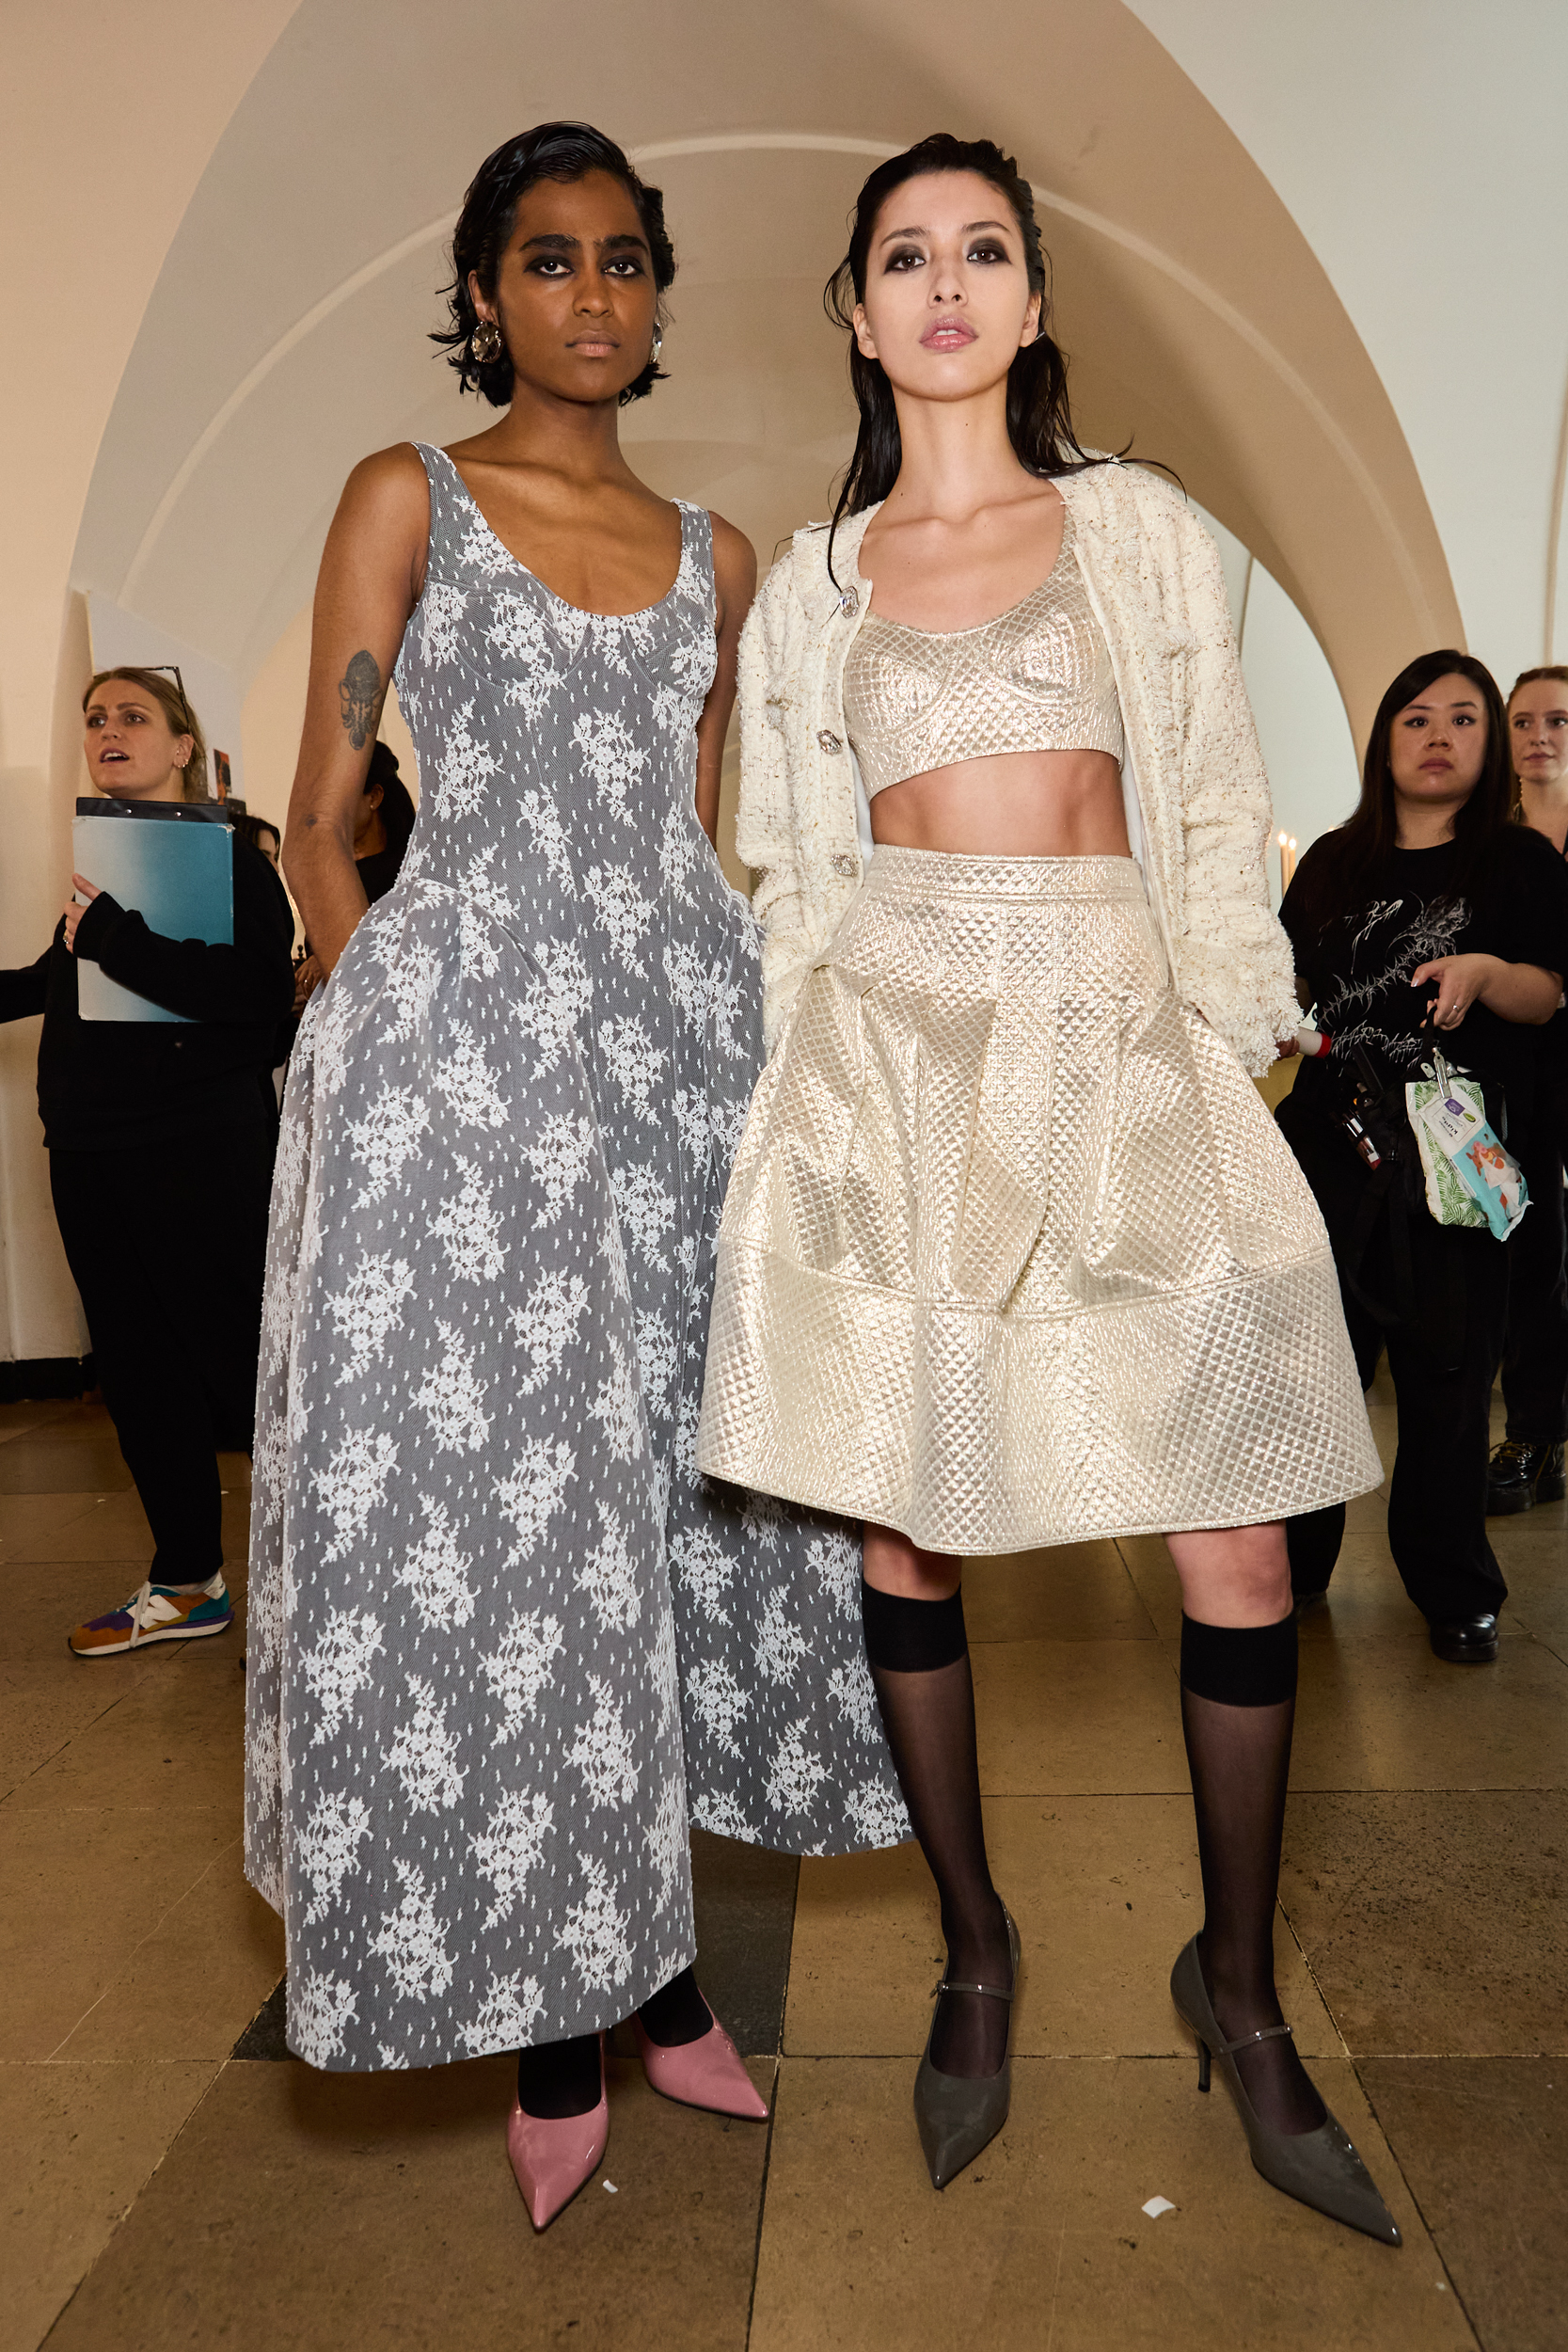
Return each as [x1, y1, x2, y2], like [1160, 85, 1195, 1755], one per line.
[696, 849, 1382, 1554]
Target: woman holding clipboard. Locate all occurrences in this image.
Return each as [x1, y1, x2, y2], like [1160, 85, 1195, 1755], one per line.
[0, 664, 294, 1655]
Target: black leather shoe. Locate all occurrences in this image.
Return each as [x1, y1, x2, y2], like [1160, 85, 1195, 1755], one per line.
[1486, 1438, 1566, 1515]
[1429, 1614, 1499, 1664]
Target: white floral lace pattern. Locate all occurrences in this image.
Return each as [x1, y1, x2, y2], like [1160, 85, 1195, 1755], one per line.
[244, 456, 907, 2075]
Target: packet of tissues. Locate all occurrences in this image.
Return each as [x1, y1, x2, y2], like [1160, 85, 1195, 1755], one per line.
[1405, 1052, 1529, 1239]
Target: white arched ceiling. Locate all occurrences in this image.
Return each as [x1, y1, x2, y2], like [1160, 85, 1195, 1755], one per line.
[1125, 0, 1568, 679]
[72, 0, 1458, 766]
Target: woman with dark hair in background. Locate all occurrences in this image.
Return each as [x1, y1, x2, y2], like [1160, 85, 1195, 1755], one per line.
[1279, 653, 1568, 1655]
[699, 135, 1394, 2238]
[230, 811, 282, 868]
[244, 122, 905, 2232]
[0, 666, 293, 1653]
[1486, 665, 1568, 1511]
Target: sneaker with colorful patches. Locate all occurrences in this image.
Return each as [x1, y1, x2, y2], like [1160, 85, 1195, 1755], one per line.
[69, 1573, 232, 1659]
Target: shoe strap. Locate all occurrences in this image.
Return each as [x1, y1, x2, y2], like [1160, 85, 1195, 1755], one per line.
[933, 1977, 1015, 2004]
[1218, 2021, 1293, 2055]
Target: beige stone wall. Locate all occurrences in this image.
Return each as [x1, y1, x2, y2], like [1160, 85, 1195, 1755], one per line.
[16, 0, 1560, 1365]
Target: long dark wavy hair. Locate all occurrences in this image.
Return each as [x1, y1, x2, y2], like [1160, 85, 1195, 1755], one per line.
[1291, 649, 1513, 932]
[433, 121, 674, 408]
[825, 135, 1112, 578]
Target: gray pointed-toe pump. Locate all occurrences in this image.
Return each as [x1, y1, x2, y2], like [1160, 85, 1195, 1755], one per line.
[1169, 1937, 1401, 2246]
[913, 1907, 1021, 2190]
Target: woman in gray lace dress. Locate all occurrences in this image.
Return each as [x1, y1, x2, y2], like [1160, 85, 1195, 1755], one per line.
[243, 123, 904, 2230]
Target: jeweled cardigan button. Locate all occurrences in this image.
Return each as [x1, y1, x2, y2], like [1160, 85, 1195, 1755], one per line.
[816, 730, 843, 755]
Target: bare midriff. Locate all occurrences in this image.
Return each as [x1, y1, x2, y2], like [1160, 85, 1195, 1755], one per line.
[868, 750, 1131, 858]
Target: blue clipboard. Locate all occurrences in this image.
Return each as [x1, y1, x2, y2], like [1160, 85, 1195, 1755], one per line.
[72, 799, 233, 1025]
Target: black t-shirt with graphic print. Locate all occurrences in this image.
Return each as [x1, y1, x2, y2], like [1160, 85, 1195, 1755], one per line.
[1280, 825, 1568, 1146]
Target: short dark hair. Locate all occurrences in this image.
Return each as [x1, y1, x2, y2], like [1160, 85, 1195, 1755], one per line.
[433, 121, 674, 408]
[1293, 649, 1512, 929]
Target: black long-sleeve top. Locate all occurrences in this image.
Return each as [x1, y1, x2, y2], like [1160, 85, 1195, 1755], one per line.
[0, 839, 295, 1152]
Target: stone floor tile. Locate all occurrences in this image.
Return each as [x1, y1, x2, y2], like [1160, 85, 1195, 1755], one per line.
[0, 1428, 134, 1495]
[0, 1492, 106, 1564]
[55, 1838, 284, 2061]
[1110, 1534, 1183, 1640]
[963, 1543, 1159, 1644]
[0, 1808, 241, 2058]
[3, 1490, 155, 1566]
[1285, 1629, 1568, 1792]
[1502, 1590, 1568, 1665]
[5, 1645, 246, 1814]
[750, 2056, 1471, 2352]
[0, 2057, 219, 2352]
[44, 2044, 771, 2352]
[1293, 1537, 1434, 1643]
[690, 1828, 799, 2056]
[1279, 1791, 1568, 2056]
[786, 1797, 1339, 2061]
[0, 1655, 176, 1802]
[0, 1398, 72, 1446]
[972, 1640, 1185, 1795]
[1358, 2057, 1567, 2352]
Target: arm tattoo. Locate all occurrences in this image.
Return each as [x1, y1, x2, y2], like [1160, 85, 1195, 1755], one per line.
[339, 649, 383, 750]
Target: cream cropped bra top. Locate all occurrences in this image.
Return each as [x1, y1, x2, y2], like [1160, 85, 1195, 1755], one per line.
[841, 505, 1125, 800]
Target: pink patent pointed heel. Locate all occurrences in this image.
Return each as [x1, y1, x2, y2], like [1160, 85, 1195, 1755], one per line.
[633, 1997, 768, 2120]
[506, 2032, 609, 2231]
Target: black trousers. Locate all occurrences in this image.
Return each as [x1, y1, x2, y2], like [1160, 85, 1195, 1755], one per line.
[50, 1131, 274, 1584]
[1500, 1123, 1568, 1444]
[1277, 1095, 1509, 1624]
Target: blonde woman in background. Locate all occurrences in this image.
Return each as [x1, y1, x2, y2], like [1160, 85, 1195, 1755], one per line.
[1488, 664, 1568, 1512]
[0, 666, 294, 1654]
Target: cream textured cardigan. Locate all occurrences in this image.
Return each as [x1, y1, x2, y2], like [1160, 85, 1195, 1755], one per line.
[735, 460, 1300, 1077]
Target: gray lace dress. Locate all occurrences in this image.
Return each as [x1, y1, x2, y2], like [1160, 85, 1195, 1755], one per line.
[244, 445, 907, 2073]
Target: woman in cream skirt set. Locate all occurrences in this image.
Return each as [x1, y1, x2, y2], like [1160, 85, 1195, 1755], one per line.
[698, 135, 1398, 2244]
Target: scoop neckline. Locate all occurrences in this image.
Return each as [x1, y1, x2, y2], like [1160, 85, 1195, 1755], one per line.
[854, 502, 1074, 642]
[436, 446, 689, 622]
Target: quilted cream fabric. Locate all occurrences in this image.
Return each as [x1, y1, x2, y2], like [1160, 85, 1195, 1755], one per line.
[734, 462, 1302, 1076]
[697, 850, 1381, 1553]
[841, 505, 1123, 801]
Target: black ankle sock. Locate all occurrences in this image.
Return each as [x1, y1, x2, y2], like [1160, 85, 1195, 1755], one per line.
[516, 2031, 601, 2120]
[638, 1964, 710, 2048]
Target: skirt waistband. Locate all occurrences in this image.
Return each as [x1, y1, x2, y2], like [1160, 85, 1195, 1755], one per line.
[861, 845, 1148, 904]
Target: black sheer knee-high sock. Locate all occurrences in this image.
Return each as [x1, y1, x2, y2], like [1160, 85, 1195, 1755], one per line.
[863, 1580, 1011, 2079]
[516, 2032, 602, 2120]
[1180, 1613, 1325, 2137]
[638, 1964, 710, 2048]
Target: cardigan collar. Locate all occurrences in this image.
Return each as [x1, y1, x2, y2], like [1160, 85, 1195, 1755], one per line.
[791, 503, 882, 623]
